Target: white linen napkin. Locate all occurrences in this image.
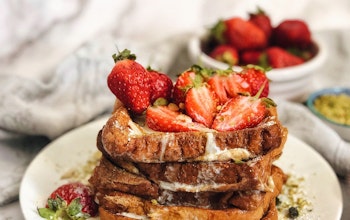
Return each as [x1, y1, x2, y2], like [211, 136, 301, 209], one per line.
[277, 101, 350, 177]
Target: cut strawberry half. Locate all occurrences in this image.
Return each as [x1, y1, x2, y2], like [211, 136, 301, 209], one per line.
[240, 65, 269, 98]
[172, 65, 212, 105]
[212, 94, 275, 131]
[207, 74, 230, 104]
[185, 84, 218, 127]
[224, 72, 251, 97]
[146, 105, 209, 132]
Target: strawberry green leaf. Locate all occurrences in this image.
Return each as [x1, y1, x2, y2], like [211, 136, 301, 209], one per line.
[112, 49, 136, 63]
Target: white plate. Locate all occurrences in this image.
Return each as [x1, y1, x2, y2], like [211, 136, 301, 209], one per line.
[19, 117, 343, 220]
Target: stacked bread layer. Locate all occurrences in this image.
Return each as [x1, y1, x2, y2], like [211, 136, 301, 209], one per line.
[89, 106, 288, 220]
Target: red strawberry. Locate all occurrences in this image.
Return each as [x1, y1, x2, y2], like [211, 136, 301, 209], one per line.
[207, 73, 230, 104]
[172, 65, 209, 105]
[266, 47, 304, 68]
[249, 7, 273, 39]
[209, 44, 239, 66]
[240, 50, 265, 66]
[212, 95, 274, 131]
[146, 105, 208, 132]
[147, 67, 174, 103]
[224, 72, 251, 97]
[107, 49, 151, 114]
[240, 66, 269, 98]
[185, 84, 218, 127]
[273, 19, 312, 49]
[223, 17, 267, 51]
[38, 182, 98, 219]
[207, 70, 251, 104]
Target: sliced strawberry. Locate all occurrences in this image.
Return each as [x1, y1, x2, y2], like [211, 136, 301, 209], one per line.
[185, 84, 218, 127]
[240, 66, 269, 98]
[38, 182, 97, 219]
[147, 67, 174, 103]
[212, 95, 271, 131]
[209, 44, 239, 66]
[146, 105, 208, 132]
[266, 46, 304, 68]
[172, 65, 209, 105]
[107, 49, 151, 114]
[207, 74, 229, 104]
[224, 72, 251, 97]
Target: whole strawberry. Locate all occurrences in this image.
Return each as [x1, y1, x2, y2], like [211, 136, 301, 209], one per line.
[209, 44, 239, 66]
[147, 67, 174, 103]
[266, 47, 304, 68]
[38, 182, 98, 219]
[249, 7, 273, 39]
[240, 50, 265, 66]
[107, 49, 151, 114]
[221, 17, 267, 51]
[273, 19, 312, 49]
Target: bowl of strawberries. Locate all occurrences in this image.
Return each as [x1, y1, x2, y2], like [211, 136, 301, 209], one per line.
[188, 8, 327, 102]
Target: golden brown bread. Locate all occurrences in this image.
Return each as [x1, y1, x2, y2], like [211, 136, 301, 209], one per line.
[90, 102, 288, 219]
[100, 105, 286, 163]
[95, 165, 286, 220]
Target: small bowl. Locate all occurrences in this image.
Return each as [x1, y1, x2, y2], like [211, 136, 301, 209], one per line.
[306, 87, 350, 141]
[187, 29, 327, 102]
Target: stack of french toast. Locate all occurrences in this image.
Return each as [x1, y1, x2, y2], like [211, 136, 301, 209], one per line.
[88, 49, 288, 220]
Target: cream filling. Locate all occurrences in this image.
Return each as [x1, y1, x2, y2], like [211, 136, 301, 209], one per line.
[159, 181, 230, 193]
[195, 133, 253, 162]
[159, 174, 276, 193]
[119, 212, 148, 220]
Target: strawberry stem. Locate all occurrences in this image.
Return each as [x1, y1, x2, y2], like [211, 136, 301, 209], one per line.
[112, 49, 136, 63]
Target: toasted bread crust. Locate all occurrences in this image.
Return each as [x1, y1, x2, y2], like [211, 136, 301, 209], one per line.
[100, 106, 285, 163]
[92, 104, 288, 219]
[91, 130, 285, 198]
[97, 165, 285, 220]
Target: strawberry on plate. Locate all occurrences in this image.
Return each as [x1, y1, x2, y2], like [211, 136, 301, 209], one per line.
[146, 104, 209, 132]
[211, 94, 275, 131]
[172, 65, 210, 105]
[207, 70, 251, 104]
[224, 72, 252, 97]
[107, 49, 151, 114]
[209, 44, 239, 66]
[38, 182, 97, 220]
[185, 83, 218, 127]
[240, 65, 269, 98]
[266, 46, 304, 68]
[207, 73, 230, 104]
[147, 67, 174, 103]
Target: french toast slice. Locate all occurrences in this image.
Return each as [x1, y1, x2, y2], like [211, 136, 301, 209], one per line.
[95, 165, 285, 220]
[100, 105, 286, 163]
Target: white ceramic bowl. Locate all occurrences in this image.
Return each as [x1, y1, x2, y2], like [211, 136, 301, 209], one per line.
[187, 30, 327, 102]
[306, 87, 350, 141]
